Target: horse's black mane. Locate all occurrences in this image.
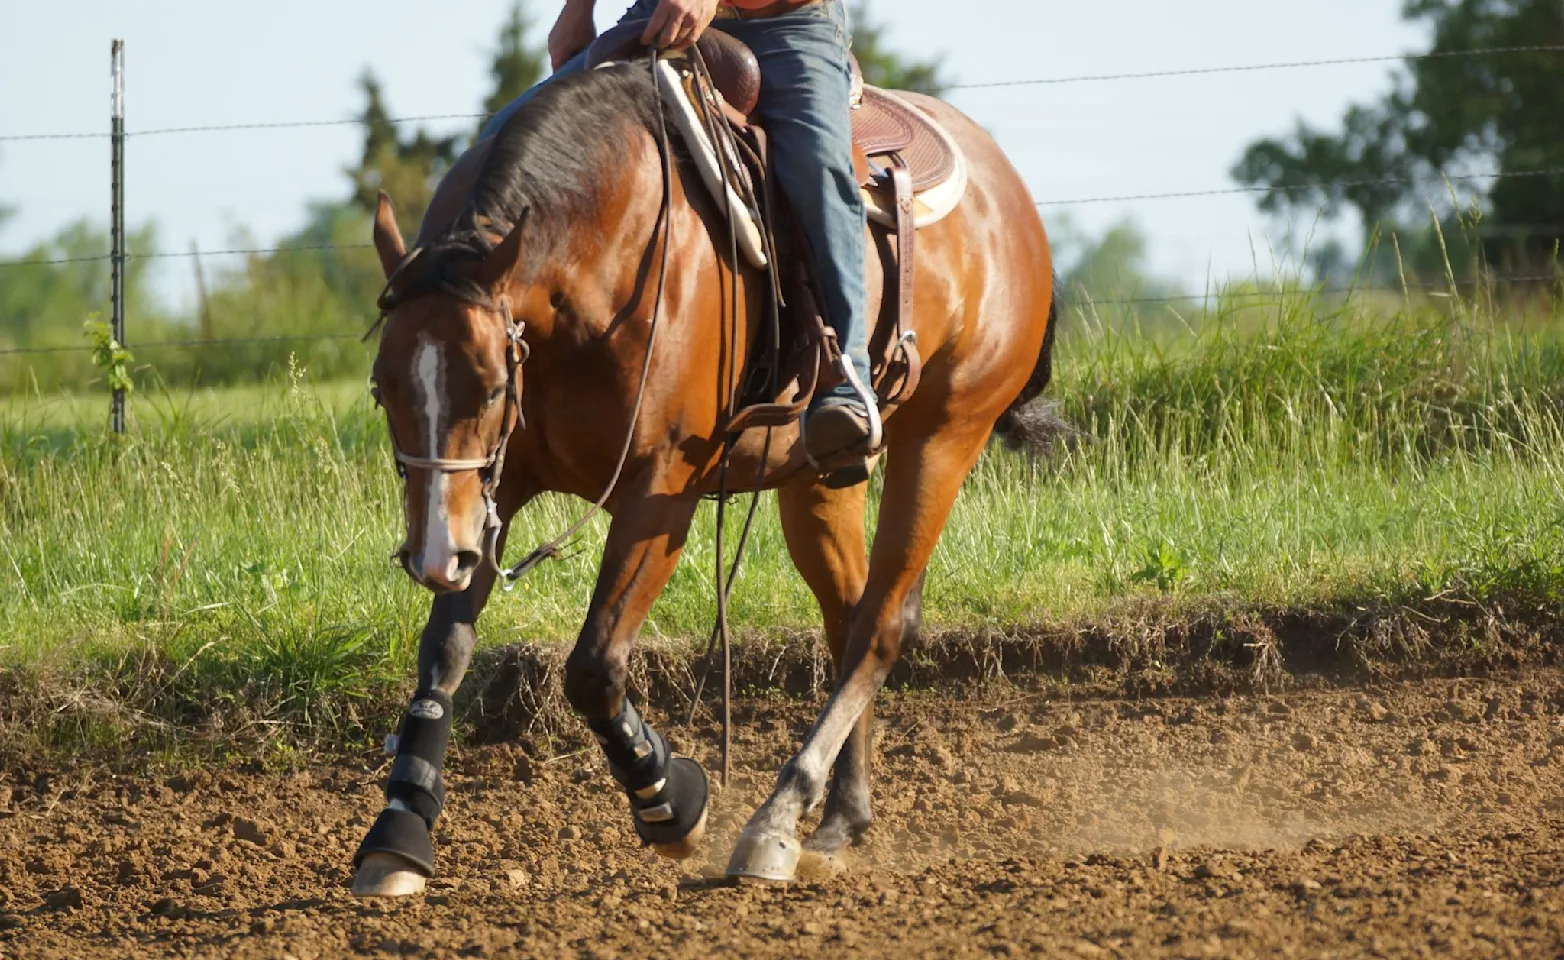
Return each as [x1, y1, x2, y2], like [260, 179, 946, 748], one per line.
[399, 62, 664, 302]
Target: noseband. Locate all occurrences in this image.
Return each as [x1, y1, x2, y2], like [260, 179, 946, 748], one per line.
[374, 287, 530, 577]
[371, 51, 680, 589]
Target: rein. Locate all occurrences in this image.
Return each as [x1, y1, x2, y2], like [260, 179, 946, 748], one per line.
[371, 53, 678, 589]
[374, 51, 765, 785]
[497, 50, 678, 588]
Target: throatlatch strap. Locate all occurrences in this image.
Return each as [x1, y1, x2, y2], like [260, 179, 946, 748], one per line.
[386, 689, 453, 827]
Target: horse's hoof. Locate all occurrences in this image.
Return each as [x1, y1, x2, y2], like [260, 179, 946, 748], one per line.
[725, 831, 802, 883]
[351, 852, 428, 898]
[631, 757, 709, 858]
[650, 805, 708, 861]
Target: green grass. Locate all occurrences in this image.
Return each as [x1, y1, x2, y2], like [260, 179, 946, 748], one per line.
[3, 287, 1564, 743]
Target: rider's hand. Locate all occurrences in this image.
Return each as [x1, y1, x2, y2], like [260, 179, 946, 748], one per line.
[641, 0, 720, 51]
[548, 0, 599, 70]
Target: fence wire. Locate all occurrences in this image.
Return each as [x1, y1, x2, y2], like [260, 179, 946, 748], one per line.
[2, 44, 1560, 142]
[1034, 165, 1564, 207]
[946, 44, 1564, 90]
[6, 162, 1561, 273]
[1, 41, 1561, 364]
[4, 274, 1557, 359]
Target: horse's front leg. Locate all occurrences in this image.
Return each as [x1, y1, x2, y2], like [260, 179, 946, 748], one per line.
[351, 519, 516, 898]
[565, 482, 706, 859]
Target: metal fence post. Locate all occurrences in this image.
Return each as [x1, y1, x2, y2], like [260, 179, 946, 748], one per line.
[110, 39, 127, 434]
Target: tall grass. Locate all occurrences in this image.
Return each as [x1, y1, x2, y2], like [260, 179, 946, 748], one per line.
[3, 288, 1563, 734]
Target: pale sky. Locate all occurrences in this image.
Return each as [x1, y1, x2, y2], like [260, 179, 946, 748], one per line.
[0, 1, 1425, 309]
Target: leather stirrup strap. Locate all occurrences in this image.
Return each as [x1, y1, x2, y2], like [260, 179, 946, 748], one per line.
[892, 157, 915, 345]
[724, 277, 833, 434]
[877, 156, 923, 413]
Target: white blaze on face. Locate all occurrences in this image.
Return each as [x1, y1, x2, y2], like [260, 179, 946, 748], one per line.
[411, 334, 459, 583]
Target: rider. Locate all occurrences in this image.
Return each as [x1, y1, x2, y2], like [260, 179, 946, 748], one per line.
[480, 0, 878, 466]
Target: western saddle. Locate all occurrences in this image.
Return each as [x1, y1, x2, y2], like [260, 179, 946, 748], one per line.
[586, 23, 968, 454]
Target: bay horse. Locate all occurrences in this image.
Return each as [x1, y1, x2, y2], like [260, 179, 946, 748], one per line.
[350, 52, 1055, 895]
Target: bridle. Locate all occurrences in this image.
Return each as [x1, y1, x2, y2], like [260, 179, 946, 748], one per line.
[368, 51, 681, 589]
[371, 285, 530, 579]
[368, 50, 760, 783]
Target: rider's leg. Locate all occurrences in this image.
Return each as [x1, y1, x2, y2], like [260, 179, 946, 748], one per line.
[713, 2, 878, 460]
[478, 0, 662, 142]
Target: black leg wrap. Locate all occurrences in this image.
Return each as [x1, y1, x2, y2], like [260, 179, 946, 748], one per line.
[352, 807, 434, 875]
[588, 701, 709, 846]
[384, 690, 453, 829]
[629, 758, 708, 847]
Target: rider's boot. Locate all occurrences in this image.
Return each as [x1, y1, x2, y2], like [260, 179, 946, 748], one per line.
[803, 346, 882, 483]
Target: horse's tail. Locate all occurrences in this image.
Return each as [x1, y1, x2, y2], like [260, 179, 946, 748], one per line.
[991, 277, 1067, 452]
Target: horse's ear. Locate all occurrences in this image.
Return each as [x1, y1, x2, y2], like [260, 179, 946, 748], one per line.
[372, 191, 407, 279]
[477, 209, 531, 293]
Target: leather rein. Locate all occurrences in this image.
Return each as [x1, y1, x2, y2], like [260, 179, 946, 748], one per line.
[370, 51, 678, 588]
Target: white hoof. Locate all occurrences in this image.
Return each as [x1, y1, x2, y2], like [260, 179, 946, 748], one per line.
[351, 852, 428, 898]
[650, 807, 708, 861]
[725, 830, 801, 883]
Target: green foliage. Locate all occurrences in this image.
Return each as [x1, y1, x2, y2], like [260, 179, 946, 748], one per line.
[1233, 0, 1564, 277]
[1131, 540, 1190, 594]
[5, 291, 1564, 737]
[479, 1, 548, 136]
[0, 220, 169, 392]
[81, 318, 134, 395]
[347, 73, 461, 240]
[850, 2, 951, 96]
[1051, 214, 1180, 315]
[0, 220, 160, 348]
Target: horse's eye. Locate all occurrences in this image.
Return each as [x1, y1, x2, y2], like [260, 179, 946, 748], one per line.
[484, 386, 504, 408]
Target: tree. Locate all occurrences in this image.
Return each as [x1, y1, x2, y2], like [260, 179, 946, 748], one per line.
[1232, 0, 1564, 279]
[346, 72, 462, 240]
[850, 2, 951, 96]
[479, 1, 548, 137]
[1050, 214, 1179, 316]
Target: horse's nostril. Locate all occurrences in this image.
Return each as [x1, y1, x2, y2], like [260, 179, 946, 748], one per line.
[455, 550, 481, 576]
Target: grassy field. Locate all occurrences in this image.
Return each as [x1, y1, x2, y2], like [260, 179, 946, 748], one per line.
[3, 285, 1563, 747]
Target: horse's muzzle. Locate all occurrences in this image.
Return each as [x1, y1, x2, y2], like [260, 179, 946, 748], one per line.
[399, 544, 482, 594]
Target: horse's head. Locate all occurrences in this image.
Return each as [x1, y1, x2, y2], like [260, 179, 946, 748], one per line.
[368, 194, 533, 594]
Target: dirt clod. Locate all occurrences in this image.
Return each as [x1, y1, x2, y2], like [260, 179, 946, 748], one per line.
[42, 888, 82, 911]
[231, 817, 269, 846]
[148, 898, 190, 920]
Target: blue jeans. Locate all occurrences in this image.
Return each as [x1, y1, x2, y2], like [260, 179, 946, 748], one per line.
[480, 0, 872, 400]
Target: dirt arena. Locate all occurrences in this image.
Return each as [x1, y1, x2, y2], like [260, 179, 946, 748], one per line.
[3, 671, 1562, 959]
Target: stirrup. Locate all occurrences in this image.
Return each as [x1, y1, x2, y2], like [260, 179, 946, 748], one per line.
[802, 355, 882, 486]
[838, 356, 884, 451]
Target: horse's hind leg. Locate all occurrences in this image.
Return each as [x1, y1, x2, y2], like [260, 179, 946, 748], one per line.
[728, 423, 990, 880]
[776, 477, 873, 856]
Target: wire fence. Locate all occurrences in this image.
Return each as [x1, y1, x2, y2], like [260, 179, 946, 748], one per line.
[4, 44, 1558, 142]
[2, 42, 1561, 367]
